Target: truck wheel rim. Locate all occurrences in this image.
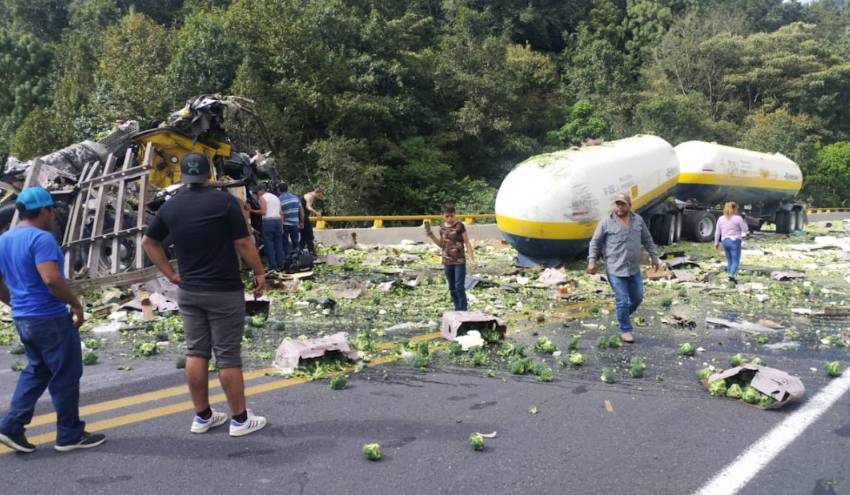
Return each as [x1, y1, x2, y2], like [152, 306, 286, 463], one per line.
[699, 217, 714, 238]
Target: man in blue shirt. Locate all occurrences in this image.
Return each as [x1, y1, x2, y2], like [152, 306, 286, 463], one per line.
[277, 182, 303, 257]
[0, 187, 106, 453]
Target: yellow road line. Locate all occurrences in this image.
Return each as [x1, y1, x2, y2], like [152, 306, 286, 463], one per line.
[3, 306, 597, 454]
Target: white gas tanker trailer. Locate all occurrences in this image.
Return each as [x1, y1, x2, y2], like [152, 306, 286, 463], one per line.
[495, 135, 803, 263]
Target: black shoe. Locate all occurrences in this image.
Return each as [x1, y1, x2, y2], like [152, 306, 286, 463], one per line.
[54, 431, 106, 452]
[0, 431, 36, 453]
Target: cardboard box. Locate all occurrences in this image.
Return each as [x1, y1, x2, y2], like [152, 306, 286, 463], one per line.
[707, 364, 805, 409]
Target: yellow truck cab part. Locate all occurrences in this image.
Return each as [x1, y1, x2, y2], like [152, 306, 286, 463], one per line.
[132, 128, 232, 188]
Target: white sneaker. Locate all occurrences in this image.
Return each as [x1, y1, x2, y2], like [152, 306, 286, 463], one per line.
[190, 409, 228, 434]
[229, 410, 267, 437]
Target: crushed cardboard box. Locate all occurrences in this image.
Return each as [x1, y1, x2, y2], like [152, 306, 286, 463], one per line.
[272, 332, 359, 374]
[707, 364, 805, 409]
[440, 311, 506, 341]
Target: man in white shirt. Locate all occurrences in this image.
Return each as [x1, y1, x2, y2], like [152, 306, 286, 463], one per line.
[251, 184, 284, 271]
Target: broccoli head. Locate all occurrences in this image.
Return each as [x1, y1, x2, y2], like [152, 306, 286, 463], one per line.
[678, 343, 696, 357]
[362, 443, 382, 461]
[248, 314, 267, 328]
[596, 336, 609, 350]
[757, 393, 776, 408]
[534, 336, 558, 354]
[607, 335, 623, 349]
[728, 353, 749, 366]
[567, 336, 580, 351]
[568, 352, 585, 367]
[750, 357, 766, 366]
[726, 383, 743, 399]
[696, 368, 711, 380]
[469, 433, 484, 451]
[532, 363, 553, 382]
[741, 386, 761, 404]
[824, 361, 843, 378]
[600, 368, 616, 384]
[708, 379, 727, 397]
[330, 374, 349, 390]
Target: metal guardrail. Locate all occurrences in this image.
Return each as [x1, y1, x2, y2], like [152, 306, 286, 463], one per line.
[807, 208, 850, 214]
[309, 208, 850, 229]
[311, 214, 496, 229]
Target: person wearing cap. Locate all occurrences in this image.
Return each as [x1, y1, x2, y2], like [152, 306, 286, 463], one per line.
[0, 187, 106, 453]
[249, 183, 284, 272]
[142, 153, 268, 437]
[587, 192, 660, 343]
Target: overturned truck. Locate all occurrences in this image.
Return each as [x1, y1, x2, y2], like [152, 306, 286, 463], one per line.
[0, 95, 278, 290]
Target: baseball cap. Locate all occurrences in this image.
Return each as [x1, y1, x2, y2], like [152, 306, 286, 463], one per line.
[16, 186, 54, 210]
[180, 153, 210, 184]
[613, 192, 631, 205]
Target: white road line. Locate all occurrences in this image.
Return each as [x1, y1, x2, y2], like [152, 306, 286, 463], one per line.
[695, 368, 850, 495]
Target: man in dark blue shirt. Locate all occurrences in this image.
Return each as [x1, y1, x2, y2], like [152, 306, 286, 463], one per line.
[0, 187, 106, 453]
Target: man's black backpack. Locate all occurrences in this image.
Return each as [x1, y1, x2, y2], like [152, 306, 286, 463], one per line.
[284, 249, 314, 273]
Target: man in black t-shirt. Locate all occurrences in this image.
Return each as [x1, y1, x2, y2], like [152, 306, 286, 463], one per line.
[142, 153, 268, 437]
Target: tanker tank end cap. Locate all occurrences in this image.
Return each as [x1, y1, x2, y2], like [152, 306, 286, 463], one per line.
[613, 192, 631, 205]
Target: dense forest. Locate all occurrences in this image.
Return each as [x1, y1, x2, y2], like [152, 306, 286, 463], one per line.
[1, 0, 849, 213]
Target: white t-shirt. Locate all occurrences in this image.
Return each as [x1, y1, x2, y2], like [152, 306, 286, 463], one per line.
[262, 192, 281, 219]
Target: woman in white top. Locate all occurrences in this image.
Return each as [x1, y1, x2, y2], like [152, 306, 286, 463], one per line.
[251, 184, 284, 271]
[714, 201, 749, 283]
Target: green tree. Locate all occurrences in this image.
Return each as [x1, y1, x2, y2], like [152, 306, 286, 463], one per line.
[4, 0, 69, 40]
[94, 13, 172, 122]
[167, 6, 242, 101]
[11, 107, 61, 160]
[550, 100, 611, 146]
[812, 142, 850, 206]
[304, 135, 385, 215]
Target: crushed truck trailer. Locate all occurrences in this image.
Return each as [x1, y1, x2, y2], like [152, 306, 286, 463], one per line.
[495, 135, 804, 261]
[0, 95, 278, 289]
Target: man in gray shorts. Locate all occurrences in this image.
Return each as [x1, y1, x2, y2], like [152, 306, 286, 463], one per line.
[142, 153, 267, 437]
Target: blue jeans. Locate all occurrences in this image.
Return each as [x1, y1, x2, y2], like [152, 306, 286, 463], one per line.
[444, 264, 468, 311]
[262, 219, 284, 270]
[282, 224, 301, 257]
[0, 314, 85, 445]
[607, 272, 644, 332]
[722, 238, 742, 277]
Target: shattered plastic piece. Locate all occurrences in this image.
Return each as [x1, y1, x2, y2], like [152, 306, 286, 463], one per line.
[528, 406, 539, 415]
[332, 279, 366, 299]
[440, 311, 506, 341]
[706, 317, 782, 334]
[537, 268, 567, 286]
[91, 321, 123, 334]
[771, 271, 806, 281]
[273, 332, 359, 374]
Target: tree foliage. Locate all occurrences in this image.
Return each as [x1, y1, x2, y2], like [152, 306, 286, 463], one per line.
[1, 0, 850, 207]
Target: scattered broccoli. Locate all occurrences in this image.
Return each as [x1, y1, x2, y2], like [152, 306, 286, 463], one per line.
[362, 443, 382, 461]
[696, 368, 711, 380]
[726, 383, 743, 399]
[750, 357, 766, 366]
[248, 314, 267, 328]
[528, 406, 539, 415]
[567, 336, 580, 351]
[708, 379, 727, 397]
[633, 315, 648, 327]
[678, 343, 695, 356]
[568, 352, 585, 367]
[469, 347, 488, 367]
[330, 374, 349, 390]
[486, 369, 495, 378]
[660, 298, 673, 309]
[481, 328, 502, 343]
[353, 330, 376, 352]
[589, 304, 600, 316]
[510, 356, 533, 375]
[447, 341, 464, 356]
[753, 335, 769, 345]
[532, 363, 553, 382]
[175, 356, 186, 369]
[728, 353, 749, 366]
[469, 433, 484, 451]
[416, 341, 430, 357]
[534, 336, 557, 354]
[596, 336, 609, 350]
[629, 357, 646, 378]
[11, 360, 24, 372]
[600, 368, 616, 384]
[82, 351, 98, 366]
[607, 335, 622, 349]
[135, 342, 158, 357]
[83, 338, 100, 350]
[757, 394, 776, 408]
[741, 386, 761, 404]
[824, 361, 843, 378]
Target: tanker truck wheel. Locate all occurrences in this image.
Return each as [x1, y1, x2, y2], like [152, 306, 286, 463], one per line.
[674, 211, 683, 242]
[651, 214, 675, 246]
[684, 211, 716, 243]
[775, 210, 791, 234]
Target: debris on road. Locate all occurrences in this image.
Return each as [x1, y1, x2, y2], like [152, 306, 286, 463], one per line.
[362, 443, 382, 461]
[272, 332, 359, 375]
[469, 432, 485, 451]
[705, 364, 805, 409]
